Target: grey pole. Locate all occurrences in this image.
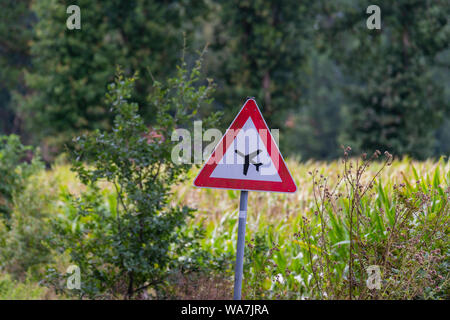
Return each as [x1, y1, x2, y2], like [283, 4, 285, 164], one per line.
[233, 190, 249, 300]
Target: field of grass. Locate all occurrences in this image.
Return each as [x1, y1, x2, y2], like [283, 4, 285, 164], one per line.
[0, 156, 449, 300]
[175, 156, 449, 299]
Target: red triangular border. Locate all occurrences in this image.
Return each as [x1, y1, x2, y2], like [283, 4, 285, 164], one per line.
[194, 99, 297, 193]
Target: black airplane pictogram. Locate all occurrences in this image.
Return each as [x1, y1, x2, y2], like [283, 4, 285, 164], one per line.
[235, 149, 263, 175]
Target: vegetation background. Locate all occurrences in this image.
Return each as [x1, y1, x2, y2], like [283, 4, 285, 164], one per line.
[0, 0, 448, 300]
[1, 0, 449, 160]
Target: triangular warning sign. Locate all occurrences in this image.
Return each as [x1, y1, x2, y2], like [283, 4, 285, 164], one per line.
[194, 99, 297, 193]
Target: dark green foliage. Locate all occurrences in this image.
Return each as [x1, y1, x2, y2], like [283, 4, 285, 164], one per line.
[21, 0, 207, 157]
[48, 60, 221, 299]
[0, 0, 34, 136]
[288, 51, 346, 160]
[330, 0, 450, 158]
[3, 0, 450, 160]
[0, 169, 54, 280]
[433, 49, 450, 155]
[210, 0, 317, 132]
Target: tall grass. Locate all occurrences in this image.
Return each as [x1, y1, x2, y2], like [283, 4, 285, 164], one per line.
[174, 154, 449, 299]
[0, 273, 50, 300]
[1, 155, 448, 299]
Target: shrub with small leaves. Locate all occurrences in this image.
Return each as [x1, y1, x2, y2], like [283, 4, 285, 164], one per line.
[47, 57, 221, 299]
[0, 134, 48, 279]
[0, 134, 42, 220]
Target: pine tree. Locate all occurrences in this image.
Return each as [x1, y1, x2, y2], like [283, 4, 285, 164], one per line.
[21, 0, 207, 157]
[0, 0, 34, 136]
[331, 0, 449, 158]
[210, 0, 318, 134]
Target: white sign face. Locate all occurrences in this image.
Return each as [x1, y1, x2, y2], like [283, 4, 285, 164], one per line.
[210, 118, 282, 182]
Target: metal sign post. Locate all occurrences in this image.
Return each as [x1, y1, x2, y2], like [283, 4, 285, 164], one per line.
[193, 98, 297, 300]
[233, 190, 248, 300]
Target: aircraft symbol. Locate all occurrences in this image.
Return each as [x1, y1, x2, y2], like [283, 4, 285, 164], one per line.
[235, 149, 263, 175]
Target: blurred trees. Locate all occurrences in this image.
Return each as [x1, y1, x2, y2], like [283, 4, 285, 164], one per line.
[209, 0, 317, 132]
[329, 0, 450, 158]
[47, 61, 220, 299]
[0, 0, 34, 136]
[288, 50, 346, 160]
[0, 0, 449, 160]
[19, 0, 207, 159]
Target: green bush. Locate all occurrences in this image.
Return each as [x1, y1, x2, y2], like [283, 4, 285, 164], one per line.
[0, 134, 53, 280]
[0, 171, 56, 280]
[20, 0, 208, 158]
[0, 134, 42, 220]
[0, 273, 48, 300]
[295, 149, 449, 299]
[47, 58, 221, 299]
